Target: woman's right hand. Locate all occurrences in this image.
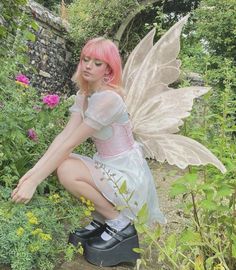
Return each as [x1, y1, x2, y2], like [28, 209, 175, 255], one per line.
[11, 168, 36, 201]
[17, 168, 36, 188]
[11, 177, 38, 204]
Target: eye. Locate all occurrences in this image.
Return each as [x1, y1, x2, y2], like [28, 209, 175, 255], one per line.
[83, 56, 90, 62]
[95, 62, 102, 67]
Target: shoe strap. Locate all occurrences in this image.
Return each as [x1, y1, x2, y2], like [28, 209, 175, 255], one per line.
[104, 225, 123, 242]
[90, 219, 103, 229]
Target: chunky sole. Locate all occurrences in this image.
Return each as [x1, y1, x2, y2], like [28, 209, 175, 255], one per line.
[84, 234, 140, 267]
[68, 232, 86, 247]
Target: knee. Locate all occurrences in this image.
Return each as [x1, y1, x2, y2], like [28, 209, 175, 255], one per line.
[56, 159, 73, 185]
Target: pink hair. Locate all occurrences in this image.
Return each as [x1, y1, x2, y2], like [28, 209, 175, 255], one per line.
[72, 37, 123, 96]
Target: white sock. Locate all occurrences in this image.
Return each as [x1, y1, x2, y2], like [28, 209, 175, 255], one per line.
[101, 214, 130, 241]
[85, 218, 104, 231]
[85, 223, 96, 230]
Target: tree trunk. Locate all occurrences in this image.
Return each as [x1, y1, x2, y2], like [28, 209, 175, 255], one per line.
[114, 0, 161, 46]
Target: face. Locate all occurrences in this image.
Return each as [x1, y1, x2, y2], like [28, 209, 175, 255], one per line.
[80, 55, 110, 86]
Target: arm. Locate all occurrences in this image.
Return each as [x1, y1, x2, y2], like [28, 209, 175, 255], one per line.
[33, 112, 83, 171]
[14, 112, 83, 187]
[12, 119, 95, 203]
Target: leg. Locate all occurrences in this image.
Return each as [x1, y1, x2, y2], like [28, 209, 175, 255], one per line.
[57, 157, 119, 220]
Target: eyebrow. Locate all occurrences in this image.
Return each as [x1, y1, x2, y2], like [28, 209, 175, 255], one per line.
[84, 56, 103, 62]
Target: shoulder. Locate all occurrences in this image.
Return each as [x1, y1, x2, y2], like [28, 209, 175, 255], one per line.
[89, 89, 124, 104]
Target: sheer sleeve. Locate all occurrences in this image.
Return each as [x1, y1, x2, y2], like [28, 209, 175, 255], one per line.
[84, 91, 125, 130]
[69, 91, 86, 114]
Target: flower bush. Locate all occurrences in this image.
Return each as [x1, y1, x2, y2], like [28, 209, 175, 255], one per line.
[0, 7, 96, 269]
[42, 94, 60, 109]
[0, 65, 95, 269]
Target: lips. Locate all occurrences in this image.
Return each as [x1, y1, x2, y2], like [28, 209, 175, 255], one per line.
[83, 71, 91, 76]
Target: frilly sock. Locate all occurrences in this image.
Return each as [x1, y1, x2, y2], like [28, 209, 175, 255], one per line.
[101, 213, 130, 241]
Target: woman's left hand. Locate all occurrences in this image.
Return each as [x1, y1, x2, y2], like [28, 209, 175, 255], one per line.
[11, 179, 38, 204]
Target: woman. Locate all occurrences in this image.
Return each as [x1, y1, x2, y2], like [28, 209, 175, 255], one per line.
[11, 37, 166, 266]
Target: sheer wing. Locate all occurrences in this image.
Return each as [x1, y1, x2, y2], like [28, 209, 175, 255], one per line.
[123, 15, 226, 173]
[137, 134, 226, 174]
[124, 15, 189, 116]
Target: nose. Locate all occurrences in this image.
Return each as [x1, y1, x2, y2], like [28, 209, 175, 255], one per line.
[86, 60, 92, 69]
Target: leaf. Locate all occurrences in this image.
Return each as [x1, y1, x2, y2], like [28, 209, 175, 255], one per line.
[194, 255, 205, 270]
[132, 247, 144, 254]
[137, 203, 148, 224]
[115, 205, 127, 211]
[200, 199, 218, 211]
[118, 180, 127, 194]
[169, 183, 188, 198]
[179, 229, 202, 246]
[24, 31, 36, 42]
[166, 234, 177, 251]
[217, 185, 234, 197]
[232, 243, 236, 258]
[30, 21, 39, 31]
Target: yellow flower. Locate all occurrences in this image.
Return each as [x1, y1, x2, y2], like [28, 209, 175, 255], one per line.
[39, 233, 52, 241]
[29, 216, 38, 225]
[85, 199, 92, 206]
[84, 209, 91, 217]
[29, 243, 40, 253]
[80, 196, 86, 203]
[49, 193, 61, 203]
[15, 81, 29, 88]
[214, 264, 225, 270]
[16, 227, 24, 236]
[78, 245, 84, 255]
[32, 228, 43, 235]
[88, 206, 95, 211]
[26, 212, 38, 225]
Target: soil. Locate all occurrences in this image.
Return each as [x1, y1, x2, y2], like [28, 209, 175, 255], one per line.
[59, 161, 188, 270]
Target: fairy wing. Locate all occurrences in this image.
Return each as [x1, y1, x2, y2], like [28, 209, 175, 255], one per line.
[122, 15, 226, 173]
[138, 134, 226, 174]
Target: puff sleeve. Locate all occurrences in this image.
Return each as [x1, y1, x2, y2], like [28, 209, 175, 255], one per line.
[84, 91, 125, 130]
[69, 91, 86, 114]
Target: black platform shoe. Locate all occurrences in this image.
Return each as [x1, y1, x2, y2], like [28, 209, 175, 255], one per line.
[84, 223, 140, 266]
[68, 220, 105, 247]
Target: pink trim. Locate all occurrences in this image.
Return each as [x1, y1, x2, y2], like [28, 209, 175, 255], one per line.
[93, 122, 135, 158]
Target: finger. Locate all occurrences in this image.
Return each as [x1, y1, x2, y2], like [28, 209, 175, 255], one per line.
[18, 178, 27, 187]
[24, 199, 31, 204]
[12, 192, 22, 203]
[15, 196, 25, 204]
[11, 188, 18, 198]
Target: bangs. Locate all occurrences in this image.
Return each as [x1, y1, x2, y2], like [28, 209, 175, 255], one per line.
[82, 39, 107, 63]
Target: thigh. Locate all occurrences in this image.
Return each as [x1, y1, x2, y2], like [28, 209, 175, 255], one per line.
[57, 157, 98, 190]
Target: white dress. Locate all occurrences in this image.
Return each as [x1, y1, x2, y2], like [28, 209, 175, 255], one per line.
[69, 90, 166, 225]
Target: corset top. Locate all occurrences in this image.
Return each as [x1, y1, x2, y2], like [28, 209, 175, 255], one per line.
[93, 121, 135, 158]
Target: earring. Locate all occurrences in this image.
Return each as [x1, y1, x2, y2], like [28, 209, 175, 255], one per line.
[103, 74, 114, 84]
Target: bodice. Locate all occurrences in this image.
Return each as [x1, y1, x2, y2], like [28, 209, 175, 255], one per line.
[93, 121, 135, 158]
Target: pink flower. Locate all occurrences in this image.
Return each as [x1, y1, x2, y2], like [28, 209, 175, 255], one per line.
[27, 129, 38, 141]
[42, 94, 60, 109]
[16, 74, 30, 87]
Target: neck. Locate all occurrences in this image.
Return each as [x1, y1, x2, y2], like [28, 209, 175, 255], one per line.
[88, 82, 109, 93]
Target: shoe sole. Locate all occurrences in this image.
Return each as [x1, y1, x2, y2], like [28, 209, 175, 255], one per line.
[84, 234, 140, 267]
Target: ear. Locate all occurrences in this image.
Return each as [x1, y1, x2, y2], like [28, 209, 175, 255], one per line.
[105, 65, 112, 75]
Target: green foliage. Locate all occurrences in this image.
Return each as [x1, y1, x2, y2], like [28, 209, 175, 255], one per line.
[36, 0, 74, 14]
[67, 0, 138, 54]
[133, 1, 236, 269]
[0, 0, 27, 37]
[0, 191, 85, 270]
[194, 0, 236, 60]
[0, 8, 95, 269]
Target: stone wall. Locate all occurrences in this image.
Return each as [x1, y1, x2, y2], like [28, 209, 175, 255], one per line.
[26, 0, 76, 96]
[25, 1, 204, 96]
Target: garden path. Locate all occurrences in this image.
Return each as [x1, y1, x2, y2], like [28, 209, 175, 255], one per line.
[59, 161, 187, 270]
